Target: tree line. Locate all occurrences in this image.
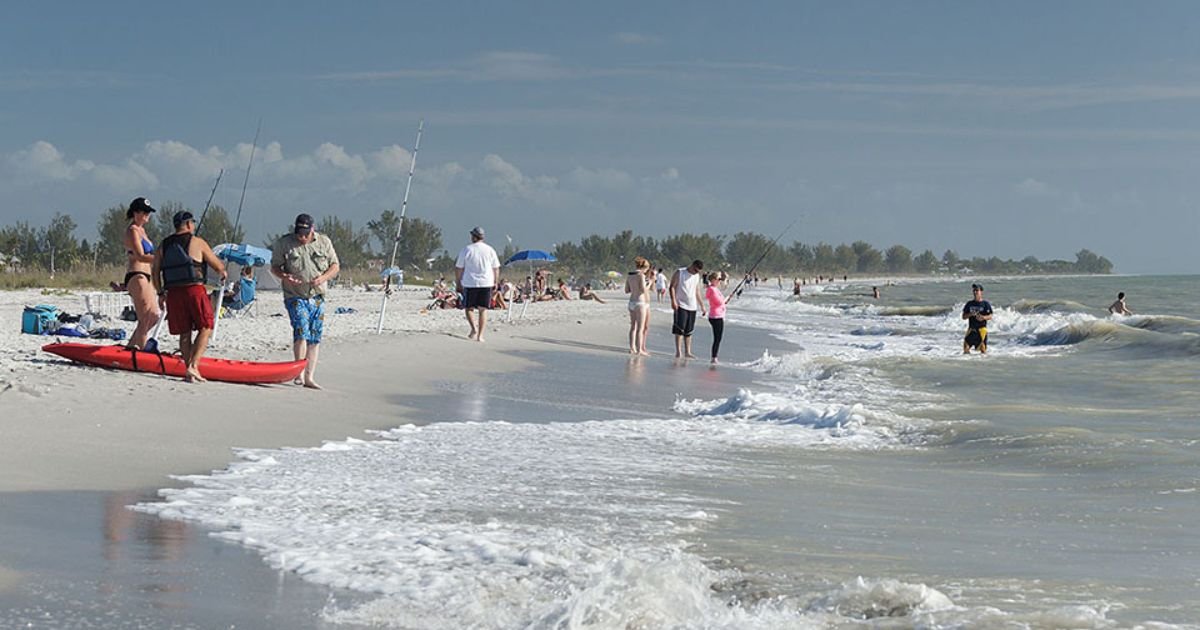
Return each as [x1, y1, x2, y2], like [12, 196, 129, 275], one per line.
[0, 204, 1113, 278]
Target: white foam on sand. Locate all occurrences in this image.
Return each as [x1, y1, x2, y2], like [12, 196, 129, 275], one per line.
[135, 418, 1139, 629]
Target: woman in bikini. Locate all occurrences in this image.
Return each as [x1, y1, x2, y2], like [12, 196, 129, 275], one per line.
[625, 256, 652, 355]
[123, 197, 161, 349]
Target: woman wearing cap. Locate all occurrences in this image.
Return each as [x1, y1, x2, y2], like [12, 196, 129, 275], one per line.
[123, 197, 161, 349]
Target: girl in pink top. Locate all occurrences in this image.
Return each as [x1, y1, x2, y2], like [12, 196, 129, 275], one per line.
[705, 272, 728, 364]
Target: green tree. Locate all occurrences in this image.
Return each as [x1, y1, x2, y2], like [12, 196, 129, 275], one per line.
[942, 249, 960, 271]
[659, 232, 724, 269]
[834, 244, 857, 272]
[318, 216, 370, 269]
[189, 203, 244, 244]
[788, 242, 814, 271]
[813, 242, 836, 271]
[913, 249, 938, 273]
[43, 212, 80, 271]
[884, 245, 913, 273]
[724, 232, 773, 272]
[95, 206, 128, 266]
[393, 217, 443, 270]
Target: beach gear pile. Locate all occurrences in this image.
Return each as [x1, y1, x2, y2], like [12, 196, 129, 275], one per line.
[22, 304, 127, 340]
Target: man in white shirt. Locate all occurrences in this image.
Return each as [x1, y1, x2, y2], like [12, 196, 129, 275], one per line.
[669, 259, 707, 358]
[454, 226, 501, 342]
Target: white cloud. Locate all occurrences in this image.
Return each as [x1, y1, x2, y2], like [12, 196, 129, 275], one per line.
[1014, 178, 1054, 196]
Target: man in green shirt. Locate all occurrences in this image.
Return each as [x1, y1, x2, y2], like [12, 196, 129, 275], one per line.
[271, 214, 340, 389]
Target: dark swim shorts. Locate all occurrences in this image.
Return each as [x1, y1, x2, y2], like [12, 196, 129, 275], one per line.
[672, 308, 698, 337]
[463, 287, 493, 309]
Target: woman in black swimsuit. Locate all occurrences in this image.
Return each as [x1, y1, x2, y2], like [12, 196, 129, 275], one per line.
[123, 197, 161, 349]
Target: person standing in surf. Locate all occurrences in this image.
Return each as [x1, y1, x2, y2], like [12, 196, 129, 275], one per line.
[654, 268, 668, 302]
[669, 260, 707, 359]
[625, 256, 652, 355]
[152, 211, 226, 383]
[1108, 292, 1133, 316]
[962, 283, 993, 354]
[454, 226, 501, 342]
[272, 213, 340, 389]
[705, 271, 728, 364]
[123, 197, 160, 349]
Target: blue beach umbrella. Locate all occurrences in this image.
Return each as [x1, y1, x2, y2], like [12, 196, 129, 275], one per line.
[214, 243, 272, 267]
[504, 249, 557, 265]
[503, 249, 557, 319]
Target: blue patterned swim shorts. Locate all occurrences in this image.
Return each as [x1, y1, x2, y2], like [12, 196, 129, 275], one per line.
[285, 295, 325, 344]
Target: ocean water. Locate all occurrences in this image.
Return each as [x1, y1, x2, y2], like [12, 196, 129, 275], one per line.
[137, 275, 1200, 629]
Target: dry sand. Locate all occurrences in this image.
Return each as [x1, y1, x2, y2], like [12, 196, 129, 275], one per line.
[0, 285, 636, 493]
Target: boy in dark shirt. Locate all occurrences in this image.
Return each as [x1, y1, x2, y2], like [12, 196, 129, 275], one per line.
[962, 283, 993, 354]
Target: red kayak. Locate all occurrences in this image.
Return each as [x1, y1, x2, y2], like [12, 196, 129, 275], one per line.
[43, 343, 306, 385]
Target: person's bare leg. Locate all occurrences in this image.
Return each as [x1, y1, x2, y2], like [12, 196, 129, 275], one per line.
[185, 329, 211, 382]
[293, 339, 308, 384]
[628, 309, 639, 354]
[303, 343, 321, 389]
[641, 314, 650, 355]
[684, 335, 696, 359]
[476, 309, 488, 342]
[674, 334, 683, 358]
[126, 279, 158, 349]
[465, 309, 478, 340]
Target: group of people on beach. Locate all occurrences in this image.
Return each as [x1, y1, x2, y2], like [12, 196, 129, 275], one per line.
[124, 199, 338, 387]
[624, 257, 730, 363]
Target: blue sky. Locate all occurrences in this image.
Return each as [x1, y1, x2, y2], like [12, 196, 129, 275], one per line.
[2, 1, 1198, 273]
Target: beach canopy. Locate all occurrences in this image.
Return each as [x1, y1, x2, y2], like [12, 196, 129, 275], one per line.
[214, 243, 272, 267]
[504, 249, 556, 266]
[605, 270, 621, 278]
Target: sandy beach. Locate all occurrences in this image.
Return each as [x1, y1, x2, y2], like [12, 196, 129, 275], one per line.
[1, 286, 632, 493]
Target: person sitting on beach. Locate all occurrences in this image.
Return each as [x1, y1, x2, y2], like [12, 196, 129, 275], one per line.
[210, 265, 256, 313]
[1108, 292, 1132, 316]
[579, 283, 606, 304]
[554, 278, 572, 300]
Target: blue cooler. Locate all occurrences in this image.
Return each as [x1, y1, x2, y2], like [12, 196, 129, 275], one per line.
[21, 304, 59, 335]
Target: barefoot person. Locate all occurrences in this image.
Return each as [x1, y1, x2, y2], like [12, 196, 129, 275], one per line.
[454, 226, 500, 342]
[151, 211, 226, 383]
[669, 260, 707, 358]
[962, 283, 993, 354]
[271, 213, 340, 389]
[705, 272, 728, 364]
[625, 257, 652, 355]
[123, 197, 160, 349]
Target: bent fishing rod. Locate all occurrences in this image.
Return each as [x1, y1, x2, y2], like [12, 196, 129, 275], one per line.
[194, 168, 224, 237]
[230, 118, 262, 244]
[376, 120, 424, 334]
[728, 216, 800, 301]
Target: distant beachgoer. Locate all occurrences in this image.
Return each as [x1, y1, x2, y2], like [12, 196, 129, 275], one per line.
[1108, 292, 1132, 316]
[793, 279, 801, 296]
[123, 197, 160, 349]
[654, 268, 667, 302]
[962, 283, 993, 354]
[669, 260, 707, 358]
[641, 265, 655, 353]
[625, 257, 652, 355]
[579, 283, 606, 304]
[872, 286, 880, 299]
[555, 278, 572, 300]
[454, 226, 501, 342]
[211, 264, 255, 312]
[272, 213, 341, 389]
[152, 211, 226, 383]
[705, 272, 728, 364]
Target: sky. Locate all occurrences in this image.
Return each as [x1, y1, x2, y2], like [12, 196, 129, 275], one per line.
[2, 1, 1199, 273]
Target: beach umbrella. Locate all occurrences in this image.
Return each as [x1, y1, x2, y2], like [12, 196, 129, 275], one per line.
[214, 243, 272, 267]
[605, 270, 620, 279]
[503, 249, 557, 319]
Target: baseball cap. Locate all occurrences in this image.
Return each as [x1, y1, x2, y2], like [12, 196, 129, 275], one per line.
[470, 226, 485, 238]
[971, 283, 984, 291]
[172, 210, 195, 229]
[129, 197, 157, 213]
[294, 213, 314, 235]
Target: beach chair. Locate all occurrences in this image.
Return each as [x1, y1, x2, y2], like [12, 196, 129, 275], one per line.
[222, 277, 258, 318]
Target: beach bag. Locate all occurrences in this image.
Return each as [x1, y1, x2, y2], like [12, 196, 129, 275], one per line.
[22, 304, 59, 335]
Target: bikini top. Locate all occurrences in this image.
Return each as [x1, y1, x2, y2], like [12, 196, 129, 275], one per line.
[127, 237, 155, 255]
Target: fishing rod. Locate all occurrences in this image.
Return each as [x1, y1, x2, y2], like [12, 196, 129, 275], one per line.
[728, 216, 800, 301]
[230, 119, 261, 244]
[376, 120, 424, 334]
[194, 168, 224, 237]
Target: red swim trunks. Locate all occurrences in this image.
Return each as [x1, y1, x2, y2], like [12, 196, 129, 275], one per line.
[165, 284, 214, 335]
